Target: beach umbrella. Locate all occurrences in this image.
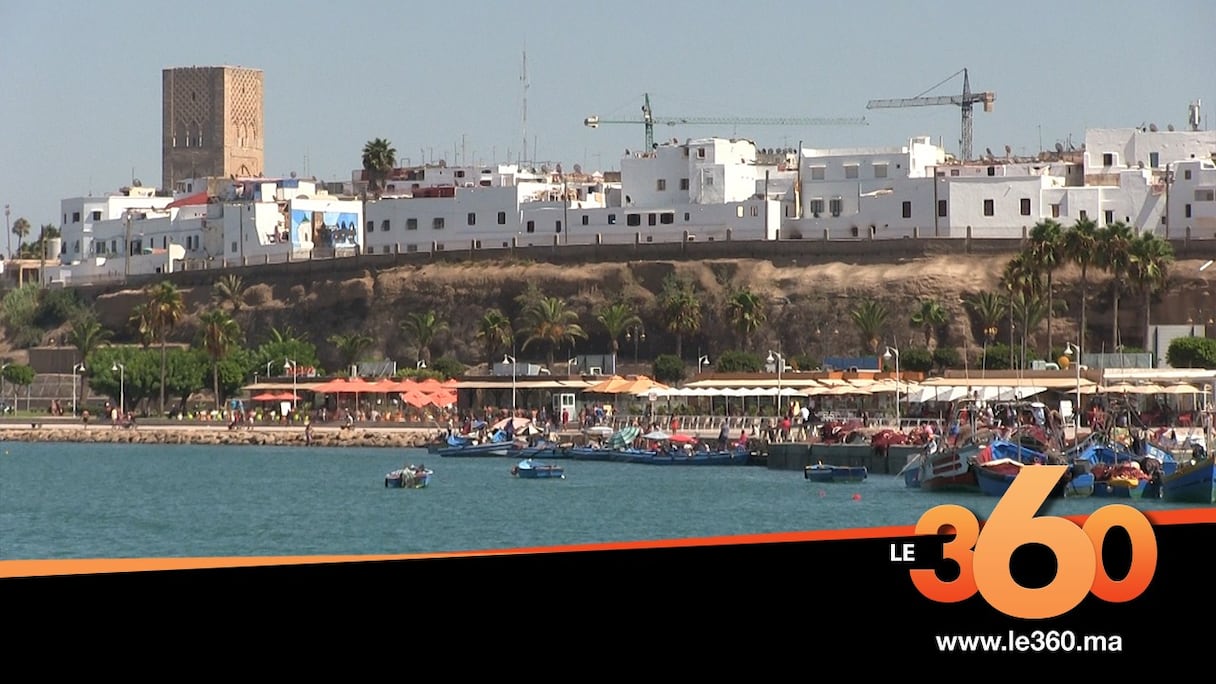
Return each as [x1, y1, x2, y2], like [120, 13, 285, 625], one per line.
[607, 426, 641, 449]
[274, 392, 301, 401]
[642, 429, 671, 441]
[251, 392, 278, 401]
[402, 391, 430, 408]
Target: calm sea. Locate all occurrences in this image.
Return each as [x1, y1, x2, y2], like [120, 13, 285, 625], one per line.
[0, 441, 1200, 560]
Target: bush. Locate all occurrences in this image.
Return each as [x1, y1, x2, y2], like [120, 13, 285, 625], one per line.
[714, 350, 763, 373]
[652, 354, 686, 385]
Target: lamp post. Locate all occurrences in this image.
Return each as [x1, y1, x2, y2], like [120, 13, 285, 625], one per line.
[698, 355, 710, 374]
[72, 362, 86, 416]
[111, 362, 125, 417]
[883, 346, 900, 429]
[567, 357, 578, 375]
[1064, 343, 1081, 434]
[625, 326, 645, 362]
[284, 358, 297, 412]
[0, 362, 9, 407]
[766, 350, 784, 411]
[4, 204, 10, 262]
[503, 355, 517, 412]
[265, 360, 275, 378]
[416, 360, 427, 370]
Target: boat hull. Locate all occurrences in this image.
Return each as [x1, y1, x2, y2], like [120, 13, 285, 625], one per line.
[512, 462, 565, 479]
[438, 442, 512, 457]
[805, 465, 867, 483]
[622, 450, 750, 465]
[1162, 458, 1216, 504]
[1092, 479, 1148, 499]
[385, 469, 432, 489]
[904, 449, 978, 492]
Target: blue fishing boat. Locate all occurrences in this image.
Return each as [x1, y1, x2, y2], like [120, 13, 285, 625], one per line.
[437, 430, 513, 457]
[620, 445, 751, 466]
[510, 439, 573, 460]
[804, 463, 867, 483]
[511, 459, 565, 479]
[1162, 443, 1215, 504]
[569, 426, 651, 461]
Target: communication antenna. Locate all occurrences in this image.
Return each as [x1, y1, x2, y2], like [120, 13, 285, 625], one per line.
[1190, 100, 1203, 132]
[520, 45, 529, 165]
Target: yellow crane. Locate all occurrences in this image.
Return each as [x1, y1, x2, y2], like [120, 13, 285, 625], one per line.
[584, 93, 868, 151]
[866, 68, 995, 162]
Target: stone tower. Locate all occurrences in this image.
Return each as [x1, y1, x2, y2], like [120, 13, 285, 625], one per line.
[161, 66, 264, 192]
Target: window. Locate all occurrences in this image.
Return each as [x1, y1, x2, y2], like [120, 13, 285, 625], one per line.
[366, 246, 374, 254]
[809, 198, 824, 217]
[497, 211, 506, 225]
[110, 240, 117, 253]
[555, 221, 562, 233]
[91, 211, 101, 221]
[830, 197, 842, 217]
[660, 213, 674, 225]
[647, 214, 656, 226]
[873, 164, 888, 179]
[432, 217, 445, 230]
[455, 170, 465, 178]
[750, 206, 759, 217]
[526, 220, 535, 233]
[1185, 169, 1192, 180]
[683, 212, 690, 222]
[231, 241, 238, 253]
[1104, 210, 1114, 225]
[1079, 210, 1089, 221]
[702, 169, 714, 186]
[1186, 204, 1193, 218]
[608, 214, 616, 225]
[406, 218, 418, 230]
[366, 220, 374, 232]
[902, 201, 912, 219]
[73, 211, 81, 223]
[1051, 204, 1061, 218]
[844, 165, 858, 179]
[1150, 152, 1160, 168]
[1196, 189, 1216, 202]
[1103, 153, 1114, 166]
[581, 215, 589, 226]
[627, 214, 641, 227]
[656, 179, 666, 191]
[467, 212, 476, 226]
[680, 178, 689, 190]
[697, 148, 706, 159]
[381, 219, 390, 232]
[736, 206, 744, 218]
[810, 167, 825, 180]
[987, 166, 996, 177]
[73, 240, 80, 253]
[983, 199, 994, 216]
[406, 244, 418, 253]
[950, 169, 960, 177]
[937, 200, 947, 217]
[1020, 198, 1031, 216]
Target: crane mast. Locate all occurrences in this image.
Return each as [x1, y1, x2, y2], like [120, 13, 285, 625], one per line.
[865, 68, 995, 161]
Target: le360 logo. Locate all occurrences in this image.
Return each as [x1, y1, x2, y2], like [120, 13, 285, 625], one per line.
[908, 465, 1157, 619]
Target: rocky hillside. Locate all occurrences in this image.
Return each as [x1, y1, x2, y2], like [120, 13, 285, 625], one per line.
[10, 250, 1211, 373]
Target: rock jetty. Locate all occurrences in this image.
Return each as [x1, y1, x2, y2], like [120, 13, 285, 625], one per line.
[0, 425, 441, 449]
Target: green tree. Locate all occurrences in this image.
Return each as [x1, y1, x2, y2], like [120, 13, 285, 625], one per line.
[595, 301, 642, 367]
[328, 331, 375, 370]
[909, 298, 947, 349]
[1128, 231, 1175, 349]
[517, 297, 587, 367]
[11, 216, 30, 247]
[1001, 251, 1041, 366]
[1, 284, 43, 348]
[899, 347, 934, 373]
[1097, 221, 1135, 350]
[211, 273, 248, 313]
[849, 298, 889, 354]
[361, 138, 397, 197]
[725, 287, 767, 351]
[966, 291, 1007, 351]
[2, 363, 34, 409]
[127, 302, 155, 349]
[67, 315, 113, 407]
[399, 311, 448, 365]
[652, 354, 686, 385]
[1166, 336, 1216, 369]
[163, 348, 209, 416]
[714, 350, 763, 373]
[657, 274, 702, 360]
[476, 309, 514, 365]
[198, 308, 242, 409]
[1027, 219, 1065, 356]
[146, 281, 185, 415]
[429, 355, 466, 380]
[1062, 217, 1100, 358]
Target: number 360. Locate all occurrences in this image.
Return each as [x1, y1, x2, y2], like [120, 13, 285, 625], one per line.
[911, 465, 1158, 620]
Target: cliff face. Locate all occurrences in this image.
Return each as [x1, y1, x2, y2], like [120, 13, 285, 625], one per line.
[55, 252, 1215, 372]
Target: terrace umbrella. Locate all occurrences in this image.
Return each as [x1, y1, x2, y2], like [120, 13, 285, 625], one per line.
[251, 392, 278, 401]
[274, 392, 301, 401]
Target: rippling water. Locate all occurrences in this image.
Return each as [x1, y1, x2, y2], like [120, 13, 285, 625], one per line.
[0, 441, 1200, 560]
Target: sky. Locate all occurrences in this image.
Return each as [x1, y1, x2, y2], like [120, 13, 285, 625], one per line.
[2, 0, 1213, 232]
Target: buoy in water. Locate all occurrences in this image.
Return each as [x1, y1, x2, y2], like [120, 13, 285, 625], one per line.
[851, 493, 862, 501]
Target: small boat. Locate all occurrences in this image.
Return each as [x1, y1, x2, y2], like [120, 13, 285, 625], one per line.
[385, 464, 433, 489]
[510, 439, 573, 460]
[1162, 443, 1215, 504]
[974, 458, 1072, 499]
[511, 459, 565, 479]
[900, 440, 978, 492]
[804, 463, 867, 483]
[621, 444, 751, 466]
[438, 431, 513, 457]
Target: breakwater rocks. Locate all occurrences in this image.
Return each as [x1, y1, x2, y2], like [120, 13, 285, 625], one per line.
[0, 425, 439, 449]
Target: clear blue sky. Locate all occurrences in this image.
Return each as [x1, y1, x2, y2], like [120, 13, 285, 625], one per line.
[2, 0, 1213, 232]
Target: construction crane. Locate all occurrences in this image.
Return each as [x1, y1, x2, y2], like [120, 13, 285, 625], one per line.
[584, 93, 868, 151]
[866, 68, 995, 162]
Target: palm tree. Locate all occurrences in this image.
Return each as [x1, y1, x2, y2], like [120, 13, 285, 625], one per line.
[1128, 232, 1175, 347]
[11, 217, 30, 248]
[595, 301, 641, 371]
[476, 309, 514, 365]
[850, 299, 889, 355]
[265, 325, 304, 346]
[1098, 221, 1135, 350]
[725, 288, 767, 351]
[198, 308, 241, 409]
[657, 274, 702, 360]
[67, 316, 112, 407]
[211, 274, 247, 313]
[1062, 217, 1100, 358]
[1001, 251, 1041, 367]
[967, 291, 1008, 369]
[127, 303, 155, 349]
[328, 331, 375, 371]
[1028, 219, 1065, 356]
[518, 297, 588, 368]
[399, 311, 448, 365]
[909, 299, 947, 349]
[361, 138, 397, 198]
[146, 280, 185, 415]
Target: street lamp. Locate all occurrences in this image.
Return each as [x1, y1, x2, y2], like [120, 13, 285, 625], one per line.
[72, 362, 86, 416]
[284, 358, 297, 412]
[111, 362, 125, 417]
[416, 360, 427, 370]
[625, 326, 645, 362]
[4, 204, 10, 262]
[503, 355, 517, 412]
[698, 355, 711, 374]
[766, 350, 784, 411]
[1064, 343, 1082, 434]
[883, 346, 900, 429]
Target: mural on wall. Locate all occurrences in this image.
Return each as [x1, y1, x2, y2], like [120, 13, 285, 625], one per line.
[291, 209, 359, 248]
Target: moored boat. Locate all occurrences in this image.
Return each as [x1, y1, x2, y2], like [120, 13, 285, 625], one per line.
[511, 458, 565, 479]
[438, 431, 513, 457]
[1162, 443, 1215, 504]
[805, 463, 867, 483]
[385, 464, 433, 489]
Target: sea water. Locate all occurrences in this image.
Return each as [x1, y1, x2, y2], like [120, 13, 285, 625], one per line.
[0, 441, 1199, 560]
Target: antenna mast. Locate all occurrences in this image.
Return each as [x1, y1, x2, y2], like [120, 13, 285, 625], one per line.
[521, 46, 529, 165]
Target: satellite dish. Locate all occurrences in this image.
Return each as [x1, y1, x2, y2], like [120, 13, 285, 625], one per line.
[540, 164, 550, 173]
[132, 178, 142, 187]
[555, 163, 562, 174]
[986, 147, 993, 157]
[573, 163, 582, 174]
[1168, 124, 1175, 132]
[1004, 144, 1012, 156]
[1149, 123, 1159, 132]
[290, 171, 297, 179]
[437, 159, 447, 167]
[1055, 142, 1064, 153]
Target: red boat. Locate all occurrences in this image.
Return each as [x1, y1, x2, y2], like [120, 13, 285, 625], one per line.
[901, 441, 979, 492]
